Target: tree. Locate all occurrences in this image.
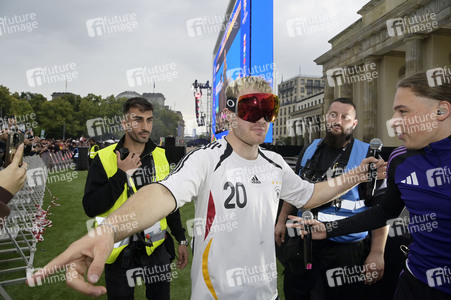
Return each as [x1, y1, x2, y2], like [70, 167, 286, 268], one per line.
[150, 103, 182, 143]
[0, 84, 186, 141]
[19, 92, 47, 113]
[59, 93, 83, 112]
[38, 98, 80, 138]
[0, 85, 14, 117]
[101, 95, 126, 118]
[10, 98, 34, 116]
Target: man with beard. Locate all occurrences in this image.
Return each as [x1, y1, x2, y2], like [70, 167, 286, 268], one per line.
[82, 97, 188, 300]
[275, 98, 388, 300]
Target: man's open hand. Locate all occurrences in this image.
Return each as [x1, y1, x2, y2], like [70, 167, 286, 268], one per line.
[27, 230, 115, 297]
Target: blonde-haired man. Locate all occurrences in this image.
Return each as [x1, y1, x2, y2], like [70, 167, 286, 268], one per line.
[29, 76, 383, 300]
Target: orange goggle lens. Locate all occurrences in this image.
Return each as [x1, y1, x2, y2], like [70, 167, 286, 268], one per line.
[236, 93, 279, 123]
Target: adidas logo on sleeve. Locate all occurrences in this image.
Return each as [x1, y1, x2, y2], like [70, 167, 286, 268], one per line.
[401, 172, 419, 186]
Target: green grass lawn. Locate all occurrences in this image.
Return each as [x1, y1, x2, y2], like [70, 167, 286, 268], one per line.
[2, 170, 286, 299]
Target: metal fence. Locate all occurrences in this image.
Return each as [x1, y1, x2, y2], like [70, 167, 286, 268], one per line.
[40, 150, 74, 171]
[0, 156, 49, 300]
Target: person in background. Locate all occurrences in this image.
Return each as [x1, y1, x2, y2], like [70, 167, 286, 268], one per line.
[88, 138, 99, 167]
[275, 98, 388, 300]
[83, 97, 188, 300]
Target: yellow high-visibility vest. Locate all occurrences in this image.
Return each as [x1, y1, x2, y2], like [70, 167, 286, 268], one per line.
[96, 143, 170, 264]
[89, 144, 99, 159]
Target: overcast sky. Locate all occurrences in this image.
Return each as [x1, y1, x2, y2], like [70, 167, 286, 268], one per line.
[0, 0, 369, 135]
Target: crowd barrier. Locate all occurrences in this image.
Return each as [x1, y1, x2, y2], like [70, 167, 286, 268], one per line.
[40, 150, 74, 170]
[0, 155, 52, 300]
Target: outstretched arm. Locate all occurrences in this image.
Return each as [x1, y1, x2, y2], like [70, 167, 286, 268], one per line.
[101, 183, 176, 241]
[28, 183, 176, 297]
[304, 157, 386, 209]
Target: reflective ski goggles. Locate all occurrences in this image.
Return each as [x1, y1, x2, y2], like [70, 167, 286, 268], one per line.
[226, 93, 280, 123]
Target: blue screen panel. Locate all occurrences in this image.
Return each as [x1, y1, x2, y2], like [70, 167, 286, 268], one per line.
[212, 0, 274, 143]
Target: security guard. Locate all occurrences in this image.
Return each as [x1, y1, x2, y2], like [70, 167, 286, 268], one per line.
[88, 138, 99, 166]
[83, 97, 188, 300]
[275, 98, 390, 300]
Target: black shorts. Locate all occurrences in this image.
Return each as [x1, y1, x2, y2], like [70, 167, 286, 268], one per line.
[394, 268, 451, 300]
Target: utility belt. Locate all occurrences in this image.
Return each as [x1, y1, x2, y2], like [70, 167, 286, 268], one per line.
[125, 231, 175, 263]
[128, 232, 163, 250]
[118, 238, 171, 269]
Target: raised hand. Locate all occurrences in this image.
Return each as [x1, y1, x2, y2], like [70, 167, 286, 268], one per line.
[0, 144, 28, 194]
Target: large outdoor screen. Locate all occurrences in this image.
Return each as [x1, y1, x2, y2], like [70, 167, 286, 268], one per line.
[212, 0, 274, 142]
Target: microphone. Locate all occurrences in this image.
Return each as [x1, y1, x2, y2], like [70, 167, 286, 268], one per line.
[302, 210, 314, 270]
[367, 138, 383, 197]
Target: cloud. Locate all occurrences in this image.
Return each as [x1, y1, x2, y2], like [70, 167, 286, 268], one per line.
[0, 0, 369, 135]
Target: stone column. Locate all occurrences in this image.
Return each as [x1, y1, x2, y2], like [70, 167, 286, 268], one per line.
[362, 56, 380, 143]
[301, 119, 308, 146]
[307, 117, 313, 145]
[340, 83, 353, 99]
[289, 119, 296, 146]
[323, 67, 335, 109]
[404, 35, 425, 76]
[295, 120, 302, 146]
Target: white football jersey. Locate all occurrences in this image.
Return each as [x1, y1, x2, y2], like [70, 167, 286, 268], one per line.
[159, 138, 314, 300]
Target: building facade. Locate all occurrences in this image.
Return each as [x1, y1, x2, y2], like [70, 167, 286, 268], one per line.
[288, 92, 325, 146]
[274, 75, 324, 143]
[315, 0, 451, 147]
[142, 93, 165, 107]
[51, 92, 77, 100]
[115, 91, 142, 100]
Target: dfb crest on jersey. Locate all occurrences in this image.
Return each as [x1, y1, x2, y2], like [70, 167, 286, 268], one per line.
[273, 186, 281, 202]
